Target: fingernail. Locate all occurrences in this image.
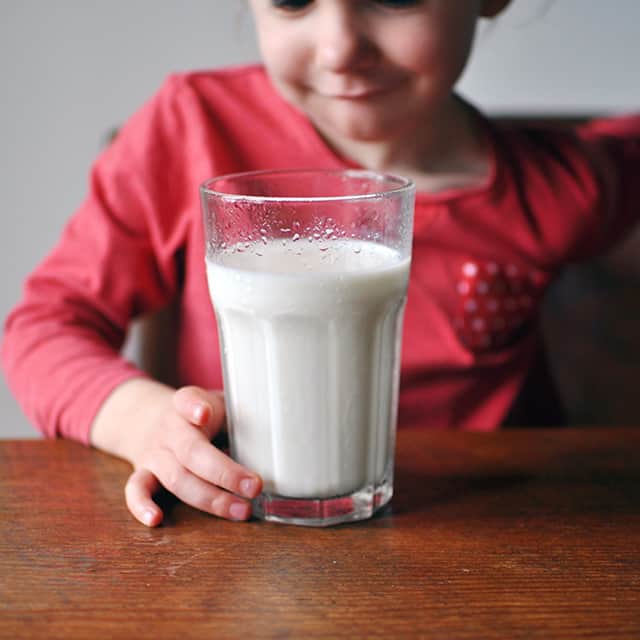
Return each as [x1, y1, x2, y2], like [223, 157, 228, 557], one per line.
[193, 404, 208, 423]
[142, 509, 156, 526]
[240, 478, 258, 498]
[230, 502, 249, 521]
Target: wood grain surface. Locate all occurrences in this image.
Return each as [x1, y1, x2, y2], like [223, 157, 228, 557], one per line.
[1, 428, 639, 639]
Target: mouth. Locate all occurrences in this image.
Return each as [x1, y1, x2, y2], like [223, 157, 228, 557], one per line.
[323, 85, 397, 100]
[314, 75, 408, 101]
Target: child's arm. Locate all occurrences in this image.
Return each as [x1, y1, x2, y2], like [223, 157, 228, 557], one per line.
[90, 379, 262, 526]
[1, 75, 264, 525]
[573, 113, 640, 260]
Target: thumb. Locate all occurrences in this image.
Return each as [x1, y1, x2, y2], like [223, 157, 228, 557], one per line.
[172, 386, 226, 439]
[125, 468, 163, 527]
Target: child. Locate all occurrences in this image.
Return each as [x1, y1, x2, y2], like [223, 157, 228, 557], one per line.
[3, 0, 639, 526]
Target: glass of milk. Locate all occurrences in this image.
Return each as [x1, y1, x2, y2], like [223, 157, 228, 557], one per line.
[201, 169, 415, 526]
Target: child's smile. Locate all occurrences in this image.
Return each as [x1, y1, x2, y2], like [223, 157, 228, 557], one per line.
[249, 0, 483, 148]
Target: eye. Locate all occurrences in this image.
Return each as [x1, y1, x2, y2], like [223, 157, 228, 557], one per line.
[270, 0, 313, 11]
[372, 0, 422, 8]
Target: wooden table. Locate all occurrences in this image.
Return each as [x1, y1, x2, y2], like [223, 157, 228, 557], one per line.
[1, 428, 639, 639]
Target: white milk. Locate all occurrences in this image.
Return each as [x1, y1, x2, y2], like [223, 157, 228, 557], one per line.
[206, 239, 410, 499]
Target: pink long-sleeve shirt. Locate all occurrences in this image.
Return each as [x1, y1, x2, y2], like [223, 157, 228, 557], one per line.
[3, 65, 640, 442]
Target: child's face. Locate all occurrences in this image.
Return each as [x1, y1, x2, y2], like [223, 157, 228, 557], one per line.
[249, 0, 496, 145]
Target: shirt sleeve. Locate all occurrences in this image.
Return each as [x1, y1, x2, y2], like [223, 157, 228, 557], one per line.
[1, 76, 192, 444]
[572, 113, 640, 259]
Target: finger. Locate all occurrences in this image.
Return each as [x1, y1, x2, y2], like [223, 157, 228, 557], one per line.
[173, 387, 225, 436]
[145, 448, 253, 521]
[172, 425, 262, 499]
[125, 468, 164, 527]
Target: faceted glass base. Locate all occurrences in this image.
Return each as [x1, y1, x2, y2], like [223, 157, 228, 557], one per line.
[252, 478, 393, 527]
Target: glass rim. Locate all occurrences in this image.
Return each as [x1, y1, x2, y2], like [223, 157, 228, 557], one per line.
[199, 168, 415, 203]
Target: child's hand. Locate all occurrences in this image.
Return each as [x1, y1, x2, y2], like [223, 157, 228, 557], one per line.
[90, 380, 262, 527]
[124, 386, 262, 526]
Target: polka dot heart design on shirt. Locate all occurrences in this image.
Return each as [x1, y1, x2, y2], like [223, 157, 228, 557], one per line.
[453, 259, 550, 353]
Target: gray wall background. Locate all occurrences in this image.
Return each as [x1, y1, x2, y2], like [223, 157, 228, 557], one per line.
[2, 0, 639, 438]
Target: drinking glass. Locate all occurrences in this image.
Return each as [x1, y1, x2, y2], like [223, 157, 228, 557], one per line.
[201, 169, 415, 526]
